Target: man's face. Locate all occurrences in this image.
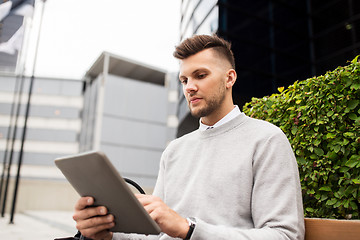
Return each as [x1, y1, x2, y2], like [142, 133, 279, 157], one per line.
[178, 49, 230, 119]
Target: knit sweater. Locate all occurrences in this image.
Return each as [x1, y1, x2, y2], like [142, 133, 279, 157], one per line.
[113, 113, 305, 240]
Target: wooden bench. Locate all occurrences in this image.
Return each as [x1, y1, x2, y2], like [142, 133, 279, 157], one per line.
[305, 218, 360, 240]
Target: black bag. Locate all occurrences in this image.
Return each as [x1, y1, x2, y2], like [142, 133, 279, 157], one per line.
[54, 231, 92, 240]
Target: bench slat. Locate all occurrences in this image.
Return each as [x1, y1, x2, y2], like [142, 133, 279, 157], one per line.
[305, 218, 360, 240]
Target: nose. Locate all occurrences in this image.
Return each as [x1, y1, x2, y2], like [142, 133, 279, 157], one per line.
[184, 79, 197, 93]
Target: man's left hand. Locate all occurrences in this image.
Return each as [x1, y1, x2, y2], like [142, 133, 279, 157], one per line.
[135, 194, 189, 238]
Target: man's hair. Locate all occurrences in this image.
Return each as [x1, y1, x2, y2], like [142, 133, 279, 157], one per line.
[173, 34, 235, 68]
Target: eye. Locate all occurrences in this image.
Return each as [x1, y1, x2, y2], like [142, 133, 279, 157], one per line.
[180, 78, 188, 85]
[197, 73, 206, 79]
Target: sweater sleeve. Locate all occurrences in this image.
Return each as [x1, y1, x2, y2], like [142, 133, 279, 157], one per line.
[189, 131, 305, 240]
[151, 148, 166, 199]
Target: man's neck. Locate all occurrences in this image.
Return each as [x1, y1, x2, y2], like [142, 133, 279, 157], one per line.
[201, 102, 235, 126]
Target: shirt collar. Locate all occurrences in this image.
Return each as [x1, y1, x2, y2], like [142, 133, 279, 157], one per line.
[199, 105, 241, 131]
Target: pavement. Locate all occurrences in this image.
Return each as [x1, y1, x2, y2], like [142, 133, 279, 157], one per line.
[0, 210, 77, 240]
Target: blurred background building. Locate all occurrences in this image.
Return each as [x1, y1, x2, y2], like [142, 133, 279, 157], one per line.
[0, 74, 83, 212]
[79, 52, 177, 188]
[177, 0, 360, 136]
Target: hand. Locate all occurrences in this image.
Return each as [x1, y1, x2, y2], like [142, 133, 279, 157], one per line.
[136, 194, 189, 238]
[72, 196, 115, 240]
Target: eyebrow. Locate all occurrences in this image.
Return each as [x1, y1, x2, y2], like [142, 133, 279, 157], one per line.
[179, 68, 209, 80]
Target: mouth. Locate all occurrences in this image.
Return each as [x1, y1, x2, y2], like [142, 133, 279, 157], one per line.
[189, 96, 202, 104]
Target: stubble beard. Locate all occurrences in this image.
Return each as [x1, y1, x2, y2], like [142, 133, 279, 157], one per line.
[189, 86, 226, 119]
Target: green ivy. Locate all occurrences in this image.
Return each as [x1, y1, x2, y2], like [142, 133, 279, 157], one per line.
[243, 56, 360, 219]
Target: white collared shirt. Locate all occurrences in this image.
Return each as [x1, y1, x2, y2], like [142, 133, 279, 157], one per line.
[199, 105, 241, 131]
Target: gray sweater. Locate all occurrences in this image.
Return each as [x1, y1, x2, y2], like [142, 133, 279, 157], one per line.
[114, 113, 305, 240]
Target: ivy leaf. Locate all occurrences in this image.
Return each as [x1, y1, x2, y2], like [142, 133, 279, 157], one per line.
[326, 133, 336, 139]
[351, 82, 360, 90]
[351, 55, 359, 63]
[334, 145, 341, 153]
[343, 132, 354, 138]
[314, 148, 324, 156]
[291, 126, 298, 135]
[319, 186, 332, 191]
[320, 195, 328, 201]
[306, 207, 314, 212]
[327, 151, 338, 160]
[313, 139, 321, 146]
[352, 179, 360, 184]
[347, 100, 359, 109]
[345, 160, 357, 168]
[297, 157, 306, 165]
[349, 113, 358, 120]
[308, 145, 314, 152]
[345, 155, 360, 168]
[327, 111, 334, 117]
[308, 189, 315, 194]
[350, 201, 358, 210]
[326, 198, 337, 206]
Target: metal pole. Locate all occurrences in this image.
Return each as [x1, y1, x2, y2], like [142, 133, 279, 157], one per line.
[0, 75, 22, 216]
[0, 74, 25, 217]
[9, 0, 47, 224]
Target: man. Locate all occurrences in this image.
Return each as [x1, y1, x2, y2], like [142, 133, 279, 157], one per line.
[73, 34, 305, 240]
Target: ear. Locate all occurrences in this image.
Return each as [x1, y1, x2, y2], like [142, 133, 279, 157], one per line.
[225, 69, 237, 89]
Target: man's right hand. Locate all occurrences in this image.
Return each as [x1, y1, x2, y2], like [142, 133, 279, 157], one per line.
[73, 196, 115, 240]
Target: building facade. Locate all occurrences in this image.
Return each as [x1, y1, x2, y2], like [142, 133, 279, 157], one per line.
[177, 0, 360, 136]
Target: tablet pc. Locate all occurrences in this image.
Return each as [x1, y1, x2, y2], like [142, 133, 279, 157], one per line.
[54, 151, 161, 235]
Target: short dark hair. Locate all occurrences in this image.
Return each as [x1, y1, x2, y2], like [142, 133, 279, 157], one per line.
[173, 34, 235, 68]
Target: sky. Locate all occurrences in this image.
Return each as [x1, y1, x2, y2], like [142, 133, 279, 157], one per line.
[25, 0, 181, 79]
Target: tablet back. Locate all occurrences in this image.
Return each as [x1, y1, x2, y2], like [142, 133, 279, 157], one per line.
[55, 151, 161, 235]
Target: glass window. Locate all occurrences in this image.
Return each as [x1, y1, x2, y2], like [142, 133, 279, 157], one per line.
[181, 0, 191, 15]
[193, 0, 217, 31]
[195, 5, 219, 35]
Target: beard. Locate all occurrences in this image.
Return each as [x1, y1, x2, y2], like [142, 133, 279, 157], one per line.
[188, 85, 226, 119]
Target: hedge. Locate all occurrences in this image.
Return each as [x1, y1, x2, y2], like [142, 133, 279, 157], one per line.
[242, 57, 360, 219]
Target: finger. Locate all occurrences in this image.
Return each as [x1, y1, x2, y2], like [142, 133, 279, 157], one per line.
[77, 214, 114, 232]
[136, 195, 161, 206]
[149, 209, 160, 222]
[143, 203, 155, 214]
[135, 194, 148, 201]
[73, 206, 108, 222]
[75, 196, 94, 210]
[81, 222, 115, 239]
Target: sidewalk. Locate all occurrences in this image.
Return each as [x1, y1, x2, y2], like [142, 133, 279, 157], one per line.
[0, 210, 77, 240]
